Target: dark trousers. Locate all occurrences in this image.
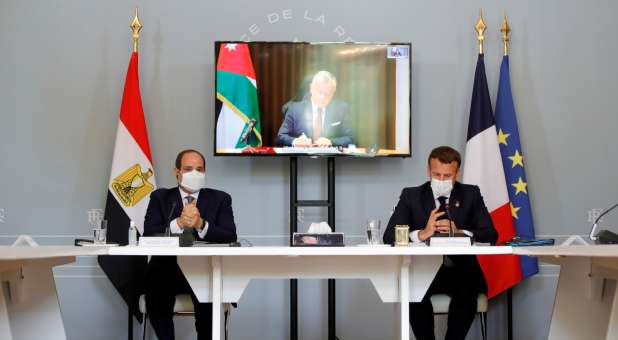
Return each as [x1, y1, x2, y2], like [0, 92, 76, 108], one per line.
[410, 256, 486, 340]
[145, 256, 212, 340]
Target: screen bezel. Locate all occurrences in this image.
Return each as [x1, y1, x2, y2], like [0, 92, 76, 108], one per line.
[213, 41, 412, 158]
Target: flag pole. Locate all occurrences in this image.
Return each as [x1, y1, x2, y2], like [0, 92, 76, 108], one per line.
[131, 7, 142, 53]
[475, 9, 487, 55]
[127, 10, 142, 340]
[501, 13, 511, 56]
[500, 13, 514, 340]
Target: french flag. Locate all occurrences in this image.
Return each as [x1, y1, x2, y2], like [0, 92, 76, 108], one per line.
[463, 54, 523, 298]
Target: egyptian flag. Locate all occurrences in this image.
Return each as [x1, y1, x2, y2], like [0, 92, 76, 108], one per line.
[98, 51, 154, 320]
[463, 54, 523, 298]
[215, 43, 262, 150]
[495, 55, 539, 279]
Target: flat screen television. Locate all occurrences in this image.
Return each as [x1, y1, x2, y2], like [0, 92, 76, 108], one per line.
[214, 41, 411, 157]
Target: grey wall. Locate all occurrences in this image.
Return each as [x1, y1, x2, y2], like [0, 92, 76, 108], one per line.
[1, 0, 617, 339]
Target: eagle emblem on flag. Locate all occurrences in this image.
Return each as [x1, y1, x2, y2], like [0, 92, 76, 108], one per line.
[111, 164, 154, 207]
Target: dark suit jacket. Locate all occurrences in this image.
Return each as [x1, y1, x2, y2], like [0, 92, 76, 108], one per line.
[275, 99, 354, 147]
[144, 187, 237, 243]
[383, 182, 498, 292]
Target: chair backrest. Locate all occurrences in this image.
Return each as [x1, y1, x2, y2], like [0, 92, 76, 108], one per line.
[430, 293, 488, 314]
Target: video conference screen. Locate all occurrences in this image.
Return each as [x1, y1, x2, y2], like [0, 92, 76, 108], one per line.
[214, 41, 411, 157]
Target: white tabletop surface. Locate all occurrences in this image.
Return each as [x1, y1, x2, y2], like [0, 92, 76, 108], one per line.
[0, 246, 107, 260]
[108, 245, 514, 256]
[514, 244, 618, 257]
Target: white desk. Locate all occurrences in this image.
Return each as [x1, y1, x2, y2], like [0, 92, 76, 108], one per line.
[110, 245, 512, 340]
[0, 246, 107, 340]
[515, 245, 618, 340]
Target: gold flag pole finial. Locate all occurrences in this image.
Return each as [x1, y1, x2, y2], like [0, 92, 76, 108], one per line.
[130, 7, 142, 53]
[475, 10, 487, 55]
[500, 13, 511, 56]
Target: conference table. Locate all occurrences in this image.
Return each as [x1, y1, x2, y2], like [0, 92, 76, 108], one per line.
[514, 245, 618, 340]
[5, 243, 618, 340]
[109, 245, 512, 340]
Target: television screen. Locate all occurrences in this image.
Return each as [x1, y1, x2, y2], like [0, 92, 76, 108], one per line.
[214, 41, 411, 157]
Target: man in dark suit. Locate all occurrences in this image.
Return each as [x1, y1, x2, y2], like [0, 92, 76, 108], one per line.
[383, 146, 498, 340]
[143, 149, 237, 340]
[276, 70, 354, 147]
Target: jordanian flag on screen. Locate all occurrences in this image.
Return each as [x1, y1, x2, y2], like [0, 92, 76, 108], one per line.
[216, 43, 262, 149]
[98, 51, 154, 320]
[463, 54, 523, 298]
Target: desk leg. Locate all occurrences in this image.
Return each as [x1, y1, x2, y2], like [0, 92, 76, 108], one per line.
[0, 258, 71, 340]
[0, 283, 12, 339]
[605, 282, 618, 339]
[212, 256, 222, 340]
[548, 257, 614, 340]
[400, 256, 411, 340]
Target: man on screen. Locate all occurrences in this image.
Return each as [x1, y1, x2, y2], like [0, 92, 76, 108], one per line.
[383, 146, 498, 340]
[276, 70, 354, 147]
[143, 149, 237, 340]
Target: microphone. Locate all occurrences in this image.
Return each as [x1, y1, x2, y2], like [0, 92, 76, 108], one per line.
[589, 203, 618, 242]
[444, 203, 454, 237]
[165, 200, 178, 237]
[239, 119, 257, 144]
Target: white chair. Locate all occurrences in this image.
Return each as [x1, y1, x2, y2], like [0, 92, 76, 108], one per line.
[430, 293, 488, 340]
[139, 294, 231, 340]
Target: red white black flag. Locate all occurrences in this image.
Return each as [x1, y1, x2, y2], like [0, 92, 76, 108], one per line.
[99, 51, 154, 320]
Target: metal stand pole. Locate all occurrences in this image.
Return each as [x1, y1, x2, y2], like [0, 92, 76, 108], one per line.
[290, 157, 298, 340]
[289, 157, 338, 340]
[507, 288, 513, 340]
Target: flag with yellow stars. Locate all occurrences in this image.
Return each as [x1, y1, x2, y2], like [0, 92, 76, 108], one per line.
[495, 55, 539, 279]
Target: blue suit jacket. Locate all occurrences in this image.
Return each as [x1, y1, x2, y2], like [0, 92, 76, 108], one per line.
[384, 182, 497, 245]
[383, 181, 498, 292]
[276, 99, 354, 147]
[143, 187, 237, 243]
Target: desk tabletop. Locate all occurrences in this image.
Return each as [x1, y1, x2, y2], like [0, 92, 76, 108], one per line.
[513, 244, 618, 257]
[108, 245, 513, 256]
[8, 244, 618, 259]
[0, 246, 107, 260]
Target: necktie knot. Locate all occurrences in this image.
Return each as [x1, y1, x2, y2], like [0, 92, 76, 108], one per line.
[185, 196, 195, 204]
[437, 196, 448, 207]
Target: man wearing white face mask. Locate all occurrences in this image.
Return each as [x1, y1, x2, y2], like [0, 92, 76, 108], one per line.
[143, 149, 237, 340]
[384, 146, 498, 340]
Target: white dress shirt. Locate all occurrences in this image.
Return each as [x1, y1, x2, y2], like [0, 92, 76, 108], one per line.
[292, 101, 326, 146]
[291, 101, 327, 146]
[410, 191, 473, 243]
[311, 101, 326, 130]
[169, 188, 209, 239]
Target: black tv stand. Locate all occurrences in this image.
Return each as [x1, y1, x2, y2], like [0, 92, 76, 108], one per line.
[289, 156, 337, 340]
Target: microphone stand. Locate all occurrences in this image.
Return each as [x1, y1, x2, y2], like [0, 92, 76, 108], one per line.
[165, 201, 177, 237]
[589, 203, 618, 241]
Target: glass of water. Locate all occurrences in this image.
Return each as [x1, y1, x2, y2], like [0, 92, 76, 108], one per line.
[93, 220, 107, 245]
[366, 219, 381, 245]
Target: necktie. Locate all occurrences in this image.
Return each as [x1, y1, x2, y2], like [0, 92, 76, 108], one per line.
[437, 196, 448, 210]
[186, 196, 195, 205]
[313, 108, 323, 143]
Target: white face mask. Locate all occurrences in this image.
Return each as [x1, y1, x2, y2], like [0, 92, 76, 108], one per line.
[431, 178, 453, 197]
[180, 170, 206, 193]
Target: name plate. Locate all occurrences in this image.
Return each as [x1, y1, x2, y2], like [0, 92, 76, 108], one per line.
[138, 236, 180, 247]
[429, 236, 472, 247]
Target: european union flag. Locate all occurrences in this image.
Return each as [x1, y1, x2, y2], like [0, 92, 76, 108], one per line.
[495, 56, 539, 279]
